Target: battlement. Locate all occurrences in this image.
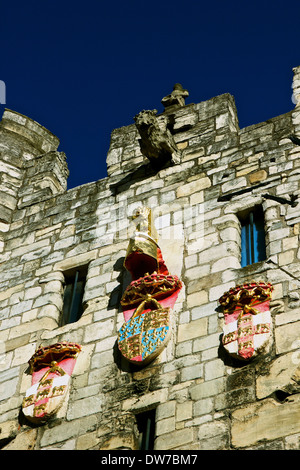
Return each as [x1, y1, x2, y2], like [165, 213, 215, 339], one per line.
[106, 92, 240, 178]
[0, 109, 60, 155]
[0, 109, 68, 232]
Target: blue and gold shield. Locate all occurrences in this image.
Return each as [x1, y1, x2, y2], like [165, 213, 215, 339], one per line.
[118, 301, 171, 365]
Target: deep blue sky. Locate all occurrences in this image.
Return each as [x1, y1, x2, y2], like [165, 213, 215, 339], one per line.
[1, 0, 299, 189]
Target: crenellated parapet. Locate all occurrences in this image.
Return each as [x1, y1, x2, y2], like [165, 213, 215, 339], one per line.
[0, 109, 68, 246]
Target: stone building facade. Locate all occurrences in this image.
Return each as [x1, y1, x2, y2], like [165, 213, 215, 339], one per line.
[1, 66, 300, 450]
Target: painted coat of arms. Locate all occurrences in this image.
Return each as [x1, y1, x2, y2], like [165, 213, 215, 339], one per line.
[22, 341, 81, 423]
[118, 295, 171, 364]
[118, 207, 182, 366]
[219, 281, 274, 361]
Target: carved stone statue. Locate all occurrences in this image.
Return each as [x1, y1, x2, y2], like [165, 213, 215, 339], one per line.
[134, 109, 181, 167]
[161, 83, 189, 110]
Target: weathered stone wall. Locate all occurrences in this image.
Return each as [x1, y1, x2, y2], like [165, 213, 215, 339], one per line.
[1, 67, 300, 450]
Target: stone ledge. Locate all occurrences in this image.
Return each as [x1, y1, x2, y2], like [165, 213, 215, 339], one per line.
[232, 395, 300, 448]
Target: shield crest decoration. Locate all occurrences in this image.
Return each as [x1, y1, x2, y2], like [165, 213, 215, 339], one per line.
[118, 206, 183, 366]
[118, 296, 171, 365]
[22, 341, 81, 423]
[22, 370, 70, 422]
[219, 282, 273, 361]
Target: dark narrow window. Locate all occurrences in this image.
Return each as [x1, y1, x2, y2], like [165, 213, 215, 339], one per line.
[61, 266, 87, 326]
[136, 409, 156, 450]
[240, 206, 266, 267]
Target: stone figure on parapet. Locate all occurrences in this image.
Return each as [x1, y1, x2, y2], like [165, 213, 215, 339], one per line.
[134, 109, 181, 168]
[161, 83, 189, 110]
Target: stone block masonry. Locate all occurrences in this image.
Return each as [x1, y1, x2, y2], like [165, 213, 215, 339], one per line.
[1, 67, 300, 450]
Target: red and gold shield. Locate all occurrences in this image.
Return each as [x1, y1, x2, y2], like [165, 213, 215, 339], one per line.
[22, 341, 81, 423]
[219, 282, 273, 360]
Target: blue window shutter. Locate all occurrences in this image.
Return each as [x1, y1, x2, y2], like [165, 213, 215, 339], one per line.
[253, 213, 266, 263]
[241, 224, 247, 267]
[240, 208, 266, 267]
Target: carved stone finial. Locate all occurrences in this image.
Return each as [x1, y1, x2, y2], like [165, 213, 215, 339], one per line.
[134, 109, 181, 167]
[161, 83, 189, 110]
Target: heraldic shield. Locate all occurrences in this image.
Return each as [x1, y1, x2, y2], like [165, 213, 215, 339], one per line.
[219, 282, 274, 361]
[22, 341, 81, 423]
[118, 296, 171, 365]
